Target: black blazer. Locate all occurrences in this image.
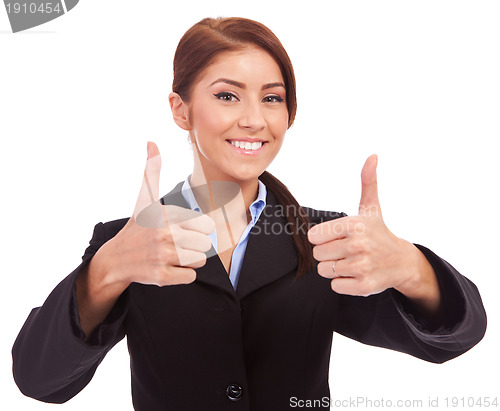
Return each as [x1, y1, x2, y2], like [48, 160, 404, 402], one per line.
[12, 183, 487, 410]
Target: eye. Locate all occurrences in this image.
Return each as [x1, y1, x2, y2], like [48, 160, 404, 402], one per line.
[214, 92, 239, 102]
[262, 95, 285, 103]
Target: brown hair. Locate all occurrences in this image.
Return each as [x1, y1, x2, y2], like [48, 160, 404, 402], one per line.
[172, 17, 314, 277]
[173, 17, 296, 127]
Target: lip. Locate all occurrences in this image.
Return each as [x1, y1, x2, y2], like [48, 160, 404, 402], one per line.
[226, 137, 267, 143]
[226, 140, 267, 155]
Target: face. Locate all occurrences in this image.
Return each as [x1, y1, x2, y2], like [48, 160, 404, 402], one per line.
[182, 46, 289, 184]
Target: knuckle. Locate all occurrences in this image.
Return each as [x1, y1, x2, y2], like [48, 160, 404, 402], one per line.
[354, 221, 366, 235]
[148, 247, 163, 264]
[155, 267, 176, 287]
[157, 245, 177, 265]
[348, 238, 364, 254]
[358, 276, 376, 297]
[358, 259, 371, 276]
[152, 228, 168, 243]
[346, 240, 358, 254]
[169, 247, 182, 264]
[358, 237, 372, 254]
[150, 266, 167, 286]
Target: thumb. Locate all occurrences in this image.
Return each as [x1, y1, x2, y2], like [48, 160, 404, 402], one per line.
[133, 141, 163, 222]
[359, 154, 381, 217]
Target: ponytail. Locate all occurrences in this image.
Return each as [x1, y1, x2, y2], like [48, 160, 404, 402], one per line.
[259, 171, 315, 278]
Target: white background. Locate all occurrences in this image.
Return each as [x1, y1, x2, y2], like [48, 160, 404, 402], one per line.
[1, 1, 499, 410]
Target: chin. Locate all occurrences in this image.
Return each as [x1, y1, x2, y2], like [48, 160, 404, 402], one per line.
[226, 168, 265, 183]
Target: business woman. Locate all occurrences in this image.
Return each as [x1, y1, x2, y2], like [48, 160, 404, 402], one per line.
[12, 17, 487, 410]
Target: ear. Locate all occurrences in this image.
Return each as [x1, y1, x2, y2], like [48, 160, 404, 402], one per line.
[169, 92, 191, 131]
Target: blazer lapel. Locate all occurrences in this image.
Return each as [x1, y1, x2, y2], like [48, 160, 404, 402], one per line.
[159, 181, 188, 208]
[236, 191, 298, 300]
[160, 182, 236, 297]
[159, 183, 299, 300]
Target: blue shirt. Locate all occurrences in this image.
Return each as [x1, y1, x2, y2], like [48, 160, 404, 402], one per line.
[181, 177, 267, 290]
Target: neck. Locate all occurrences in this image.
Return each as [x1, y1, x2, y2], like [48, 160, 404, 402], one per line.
[189, 146, 260, 213]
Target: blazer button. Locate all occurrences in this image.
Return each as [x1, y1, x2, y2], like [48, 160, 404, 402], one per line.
[226, 384, 243, 401]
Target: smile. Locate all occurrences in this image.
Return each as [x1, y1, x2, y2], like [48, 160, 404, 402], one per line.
[228, 140, 265, 151]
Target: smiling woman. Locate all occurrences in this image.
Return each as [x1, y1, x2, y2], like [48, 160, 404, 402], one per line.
[12, 16, 487, 411]
[168, 17, 313, 278]
[169, 45, 292, 274]
[170, 47, 288, 185]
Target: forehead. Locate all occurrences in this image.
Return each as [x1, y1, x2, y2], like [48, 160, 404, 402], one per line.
[199, 46, 284, 85]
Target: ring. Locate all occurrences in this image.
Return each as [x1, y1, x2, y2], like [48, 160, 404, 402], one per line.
[332, 261, 339, 278]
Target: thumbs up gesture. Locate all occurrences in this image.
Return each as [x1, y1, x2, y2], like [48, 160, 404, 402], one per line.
[76, 142, 217, 338]
[92, 142, 215, 288]
[308, 155, 438, 300]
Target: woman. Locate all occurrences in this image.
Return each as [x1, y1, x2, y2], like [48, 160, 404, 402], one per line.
[12, 17, 486, 410]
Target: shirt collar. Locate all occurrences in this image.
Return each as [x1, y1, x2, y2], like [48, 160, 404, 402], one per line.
[181, 176, 202, 212]
[181, 176, 267, 222]
[250, 179, 267, 223]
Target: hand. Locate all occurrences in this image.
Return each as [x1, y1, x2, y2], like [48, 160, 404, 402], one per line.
[92, 142, 215, 288]
[77, 142, 215, 338]
[307, 155, 436, 300]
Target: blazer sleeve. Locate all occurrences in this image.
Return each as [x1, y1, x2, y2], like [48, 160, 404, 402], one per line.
[12, 221, 128, 404]
[334, 244, 487, 363]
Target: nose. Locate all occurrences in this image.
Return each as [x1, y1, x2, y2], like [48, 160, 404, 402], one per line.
[238, 100, 266, 132]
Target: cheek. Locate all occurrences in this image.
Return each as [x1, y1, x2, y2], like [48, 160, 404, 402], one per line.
[268, 110, 289, 140]
[191, 104, 234, 138]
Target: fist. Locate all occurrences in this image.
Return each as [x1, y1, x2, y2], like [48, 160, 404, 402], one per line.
[307, 155, 416, 297]
[95, 142, 215, 287]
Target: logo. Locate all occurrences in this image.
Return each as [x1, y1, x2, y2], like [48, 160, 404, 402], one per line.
[3, 0, 79, 33]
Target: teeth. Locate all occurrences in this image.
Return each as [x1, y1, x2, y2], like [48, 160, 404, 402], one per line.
[230, 140, 263, 150]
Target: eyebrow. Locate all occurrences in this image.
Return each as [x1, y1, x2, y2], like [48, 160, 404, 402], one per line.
[209, 78, 286, 91]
